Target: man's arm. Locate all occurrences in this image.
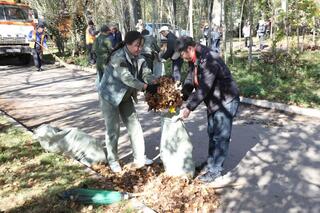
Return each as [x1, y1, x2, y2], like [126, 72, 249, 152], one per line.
[186, 62, 218, 111]
[161, 35, 175, 60]
[152, 37, 160, 53]
[141, 61, 157, 84]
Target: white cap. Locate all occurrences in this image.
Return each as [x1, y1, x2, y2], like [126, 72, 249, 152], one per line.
[159, 26, 169, 33]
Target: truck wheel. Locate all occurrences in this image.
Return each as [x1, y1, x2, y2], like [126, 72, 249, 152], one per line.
[21, 54, 31, 65]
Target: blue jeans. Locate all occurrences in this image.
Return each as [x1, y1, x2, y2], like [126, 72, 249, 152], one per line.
[207, 97, 239, 171]
[32, 49, 42, 69]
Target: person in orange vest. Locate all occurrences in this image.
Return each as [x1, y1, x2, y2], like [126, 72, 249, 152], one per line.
[28, 24, 47, 71]
[86, 20, 99, 65]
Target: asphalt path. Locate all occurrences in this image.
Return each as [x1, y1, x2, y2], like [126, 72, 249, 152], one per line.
[0, 61, 319, 213]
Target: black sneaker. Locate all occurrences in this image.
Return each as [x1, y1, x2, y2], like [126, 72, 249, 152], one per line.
[198, 171, 221, 183]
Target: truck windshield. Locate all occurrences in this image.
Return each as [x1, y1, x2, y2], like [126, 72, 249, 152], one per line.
[2, 6, 30, 21]
[0, 7, 4, 20]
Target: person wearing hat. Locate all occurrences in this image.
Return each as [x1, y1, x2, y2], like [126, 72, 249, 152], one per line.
[28, 24, 47, 71]
[93, 25, 113, 83]
[111, 25, 123, 49]
[176, 36, 240, 183]
[86, 20, 99, 64]
[159, 26, 183, 82]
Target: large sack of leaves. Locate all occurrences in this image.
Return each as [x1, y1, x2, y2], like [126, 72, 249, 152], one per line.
[34, 124, 106, 166]
[160, 112, 195, 177]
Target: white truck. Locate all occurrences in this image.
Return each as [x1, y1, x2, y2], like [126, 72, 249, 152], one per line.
[0, 1, 36, 64]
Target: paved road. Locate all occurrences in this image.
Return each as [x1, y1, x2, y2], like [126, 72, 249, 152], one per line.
[0, 62, 319, 213]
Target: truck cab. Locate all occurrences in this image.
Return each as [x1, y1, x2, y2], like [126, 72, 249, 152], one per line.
[0, 1, 36, 64]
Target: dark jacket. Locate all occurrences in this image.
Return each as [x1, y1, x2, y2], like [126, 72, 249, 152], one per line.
[182, 44, 239, 114]
[161, 32, 177, 60]
[112, 31, 122, 48]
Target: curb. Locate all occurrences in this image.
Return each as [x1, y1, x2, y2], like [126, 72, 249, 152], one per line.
[240, 97, 320, 118]
[57, 59, 320, 119]
[0, 110, 33, 134]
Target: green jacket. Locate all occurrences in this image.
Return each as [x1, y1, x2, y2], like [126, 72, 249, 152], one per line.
[99, 47, 156, 107]
[141, 35, 160, 55]
[93, 33, 113, 81]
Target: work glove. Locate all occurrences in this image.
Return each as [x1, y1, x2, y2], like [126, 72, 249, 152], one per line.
[146, 84, 159, 95]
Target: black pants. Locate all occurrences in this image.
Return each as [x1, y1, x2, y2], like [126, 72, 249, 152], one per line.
[172, 57, 183, 82]
[87, 44, 96, 64]
[245, 37, 250, 47]
[32, 49, 43, 69]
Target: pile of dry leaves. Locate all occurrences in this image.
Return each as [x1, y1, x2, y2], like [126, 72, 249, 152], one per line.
[145, 76, 183, 112]
[90, 163, 220, 212]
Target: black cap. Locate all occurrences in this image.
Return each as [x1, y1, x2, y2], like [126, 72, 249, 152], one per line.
[175, 36, 196, 52]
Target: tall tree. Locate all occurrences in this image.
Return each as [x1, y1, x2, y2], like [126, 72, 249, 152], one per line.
[188, 0, 193, 37]
[248, 0, 253, 66]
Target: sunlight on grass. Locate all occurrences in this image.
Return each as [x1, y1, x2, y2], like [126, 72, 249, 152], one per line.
[0, 115, 122, 213]
[230, 50, 320, 108]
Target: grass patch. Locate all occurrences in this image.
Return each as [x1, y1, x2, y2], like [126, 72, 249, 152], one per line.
[230, 50, 320, 108]
[0, 115, 130, 212]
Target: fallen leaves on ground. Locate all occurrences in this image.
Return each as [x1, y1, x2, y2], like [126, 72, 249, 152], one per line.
[90, 163, 220, 212]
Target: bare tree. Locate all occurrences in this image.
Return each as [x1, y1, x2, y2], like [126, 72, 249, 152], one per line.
[188, 0, 193, 37]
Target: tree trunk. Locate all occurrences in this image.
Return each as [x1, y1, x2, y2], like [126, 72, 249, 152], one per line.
[152, 0, 157, 36]
[128, 0, 136, 30]
[188, 0, 193, 37]
[301, 26, 305, 52]
[296, 27, 300, 51]
[160, 0, 163, 22]
[207, 0, 214, 47]
[248, 0, 253, 66]
[285, 0, 289, 52]
[239, 0, 246, 49]
[229, 0, 233, 64]
[313, 16, 316, 47]
[223, 0, 227, 62]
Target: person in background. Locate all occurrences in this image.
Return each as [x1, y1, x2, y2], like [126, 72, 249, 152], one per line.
[86, 20, 99, 64]
[111, 25, 123, 49]
[175, 36, 240, 183]
[141, 29, 160, 72]
[256, 19, 266, 50]
[211, 26, 221, 53]
[135, 19, 145, 33]
[242, 21, 251, 48]
[28, 24, 47, 71]
[98, 31, 159, 173]
[159, 26, 183, 82]
[93, 25, 113, 83]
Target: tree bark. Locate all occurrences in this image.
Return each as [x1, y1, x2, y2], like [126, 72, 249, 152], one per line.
[229, 0, 233, 63]
[223, 0, 227, 62]
[239, 0, 246, 49]
[207, 0, 214, 47]
[313, 16, 316, 47]
[248, 0, 253, 66]
[188, 0, 193, 37]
